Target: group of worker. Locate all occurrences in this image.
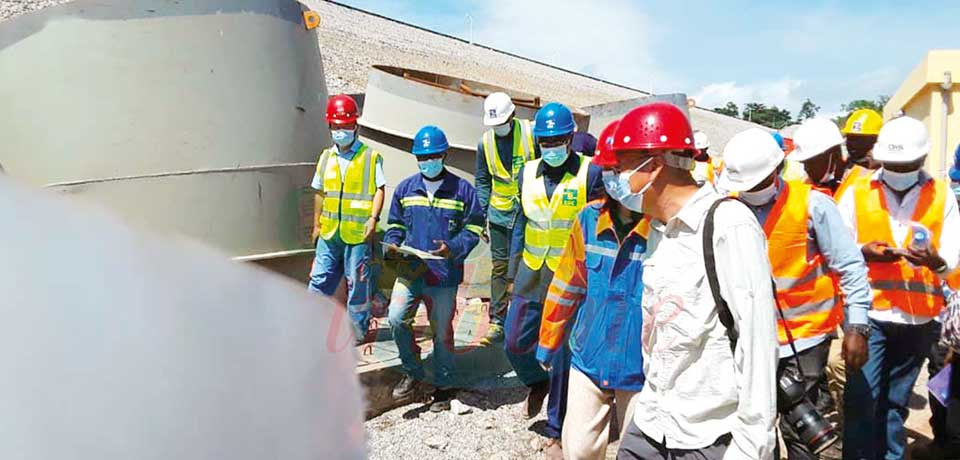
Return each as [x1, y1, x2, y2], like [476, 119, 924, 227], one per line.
[307, 92, 960, 460]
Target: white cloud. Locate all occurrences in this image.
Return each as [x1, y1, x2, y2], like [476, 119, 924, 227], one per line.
[464, 0, 670, 93]
[693, 79, 806, 113]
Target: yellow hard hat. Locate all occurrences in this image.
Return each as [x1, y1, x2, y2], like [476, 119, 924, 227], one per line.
[842, 109, 883, 136]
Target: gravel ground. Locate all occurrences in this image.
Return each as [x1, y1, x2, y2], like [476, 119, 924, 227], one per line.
[367, 369, 937, 460]
[364, 375, 621, 460]
[0, 0, 69, 21]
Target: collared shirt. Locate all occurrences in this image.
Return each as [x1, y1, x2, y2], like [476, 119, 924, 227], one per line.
[633, 184, 778, 460]
[746, 179, 872, 358]
[536, 199, 646, 391]
[836, 170, 960, 325]
[474, 126, 540, 228]
[507, 154, 605, 278]
[311, 141, 386, 191]
[383, 170, 484, 287]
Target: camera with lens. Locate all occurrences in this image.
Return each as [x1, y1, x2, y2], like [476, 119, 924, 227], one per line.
[777, 369, 838, 454]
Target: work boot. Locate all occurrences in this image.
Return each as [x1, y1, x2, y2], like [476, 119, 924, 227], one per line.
[523, 381, 549, 419]
[479, 324, 504, 346]
[543, 438, 563, 460]
[392, 375, 418, 400]
[429, 388, 456, 412]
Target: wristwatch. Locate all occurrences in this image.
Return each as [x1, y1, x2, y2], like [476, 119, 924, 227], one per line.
[845, 324, 872, 339]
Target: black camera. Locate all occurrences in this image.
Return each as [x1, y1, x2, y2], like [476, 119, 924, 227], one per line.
[777, 370, 838, 454]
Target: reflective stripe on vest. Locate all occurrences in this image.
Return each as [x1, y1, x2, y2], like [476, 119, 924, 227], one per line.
[483, 119, 535, 212]
[765, 181, 842, 345]
[833, 164, 872, 202]
[317, 144, 379, 244]
[854, 178, 948, 317]
[521, 156, 590, 271]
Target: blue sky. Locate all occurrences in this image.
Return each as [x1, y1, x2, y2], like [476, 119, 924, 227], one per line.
[337, 0, 959, 119]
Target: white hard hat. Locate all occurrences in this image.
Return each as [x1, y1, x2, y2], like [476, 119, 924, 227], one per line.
[717, 128, 785, 192]
[483, 92, 516, 126]
[694, 130, 710, 150]
[872, 116, 931, 163]
[791, 118, 844, 162]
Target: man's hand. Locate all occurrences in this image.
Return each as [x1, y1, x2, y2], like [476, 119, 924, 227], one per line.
[363, 217, 377, 242]
[904, 245, 947, 271]
[842, 330, 869, 371]
[383, 243, 400, 260]
[862, 241, 902, 263]
[430, 240, 451, 259]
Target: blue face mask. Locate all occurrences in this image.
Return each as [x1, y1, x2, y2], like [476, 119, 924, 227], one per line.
[331, 129, 356, 148]
[541, 143, 570, 167]
[602, 170, 625, 202]
[418, 158, 444, 179]
[617, 158, 654, 212]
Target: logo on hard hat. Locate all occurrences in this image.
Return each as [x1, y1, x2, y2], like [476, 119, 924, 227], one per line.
[546, 120, 556, 129]
[423, 138, 431, 147]
[489, 109, 498, 118]
[888, 144, 904, 151]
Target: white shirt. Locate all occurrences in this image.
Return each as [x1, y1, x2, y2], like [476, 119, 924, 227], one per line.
[836, 170, 960, 325]
[634, 184, 778, 460]
[424, 177, 443, 201]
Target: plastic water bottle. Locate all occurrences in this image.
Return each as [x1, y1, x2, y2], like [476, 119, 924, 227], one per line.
[910, 223, 931, 251]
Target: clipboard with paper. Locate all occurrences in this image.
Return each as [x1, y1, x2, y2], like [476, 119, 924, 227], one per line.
[381, 242, 444, 260]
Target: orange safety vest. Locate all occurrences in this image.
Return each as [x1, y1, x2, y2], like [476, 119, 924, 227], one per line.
[834, 164, 873, 202]
[854, 178, 949, 317]
[765, 181, 843, 344]
[948, 269, 960, 291]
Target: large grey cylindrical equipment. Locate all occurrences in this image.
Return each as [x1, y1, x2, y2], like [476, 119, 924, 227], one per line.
[0, 0, 329, 279]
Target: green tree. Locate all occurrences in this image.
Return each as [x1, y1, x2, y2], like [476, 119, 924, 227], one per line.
[742, 102, 793, 129]
[797, 98, 820, 122]
[834, 95, 890, 127]
[714, 101, 739, 118]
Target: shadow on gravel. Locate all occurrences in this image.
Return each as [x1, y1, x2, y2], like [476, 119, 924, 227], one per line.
[455, 386, 527, 411]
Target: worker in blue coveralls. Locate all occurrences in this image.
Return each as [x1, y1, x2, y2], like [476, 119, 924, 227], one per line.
[505, 102, 605, 459]
[384, 125, 485, 412]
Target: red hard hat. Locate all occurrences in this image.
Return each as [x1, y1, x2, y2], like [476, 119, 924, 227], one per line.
[326, 94, 359, 125]
[592, 119, 620, 167]
[611, 102, 695, 154]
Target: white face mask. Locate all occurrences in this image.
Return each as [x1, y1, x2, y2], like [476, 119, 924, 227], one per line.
[882, 168, 920, 192]
[617, 158, 654, 212]
[740, 181, 778, 206]
[493, 123, 512, 137]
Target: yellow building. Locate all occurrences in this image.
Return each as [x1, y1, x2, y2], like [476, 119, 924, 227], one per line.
[884, 50, 960, 178]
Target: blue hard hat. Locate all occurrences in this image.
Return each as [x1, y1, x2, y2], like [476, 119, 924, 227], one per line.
[412, 125, 449, 156]
[533, 102, 576, 139]
[950, 143, 960, 182]
[772, 132, 785, 150]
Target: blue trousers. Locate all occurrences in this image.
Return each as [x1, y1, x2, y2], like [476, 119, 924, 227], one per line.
[505, 261, 568, 439]
[843, 318, 937, 460]
[387, 277, 458, 389]
[308, 232, 371, 340]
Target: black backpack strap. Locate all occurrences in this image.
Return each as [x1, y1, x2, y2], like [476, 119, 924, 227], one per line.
[703, 197, 739, 353]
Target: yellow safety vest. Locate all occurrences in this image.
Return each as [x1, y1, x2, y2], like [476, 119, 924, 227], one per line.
[521, 156, 590, 272]
[316, 144, 380, 244]
[482, 119, 536, 212]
